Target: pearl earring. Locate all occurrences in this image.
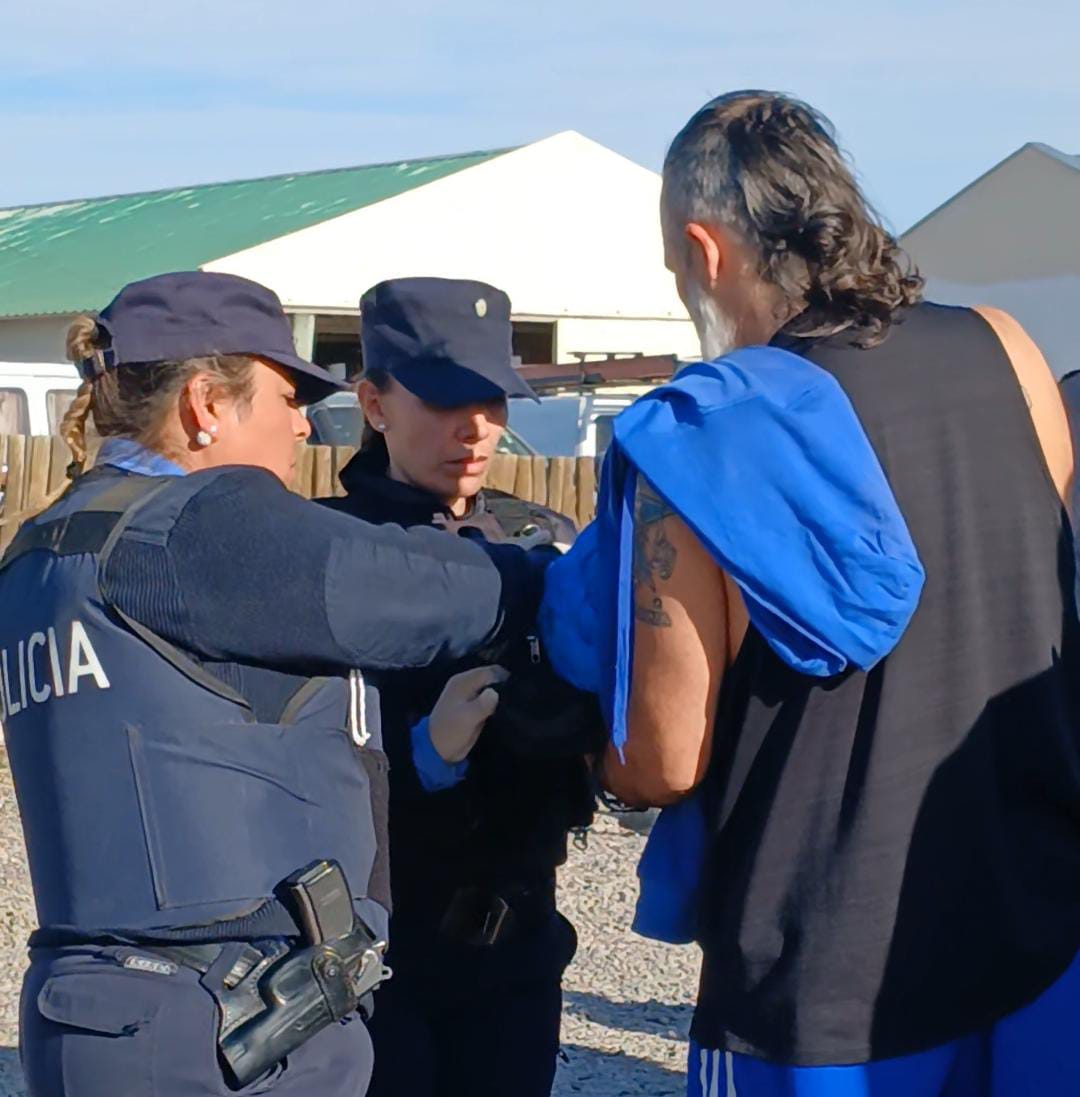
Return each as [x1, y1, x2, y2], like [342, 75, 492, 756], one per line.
[375, 424, 386, 432]
[195, 425, 217, 448]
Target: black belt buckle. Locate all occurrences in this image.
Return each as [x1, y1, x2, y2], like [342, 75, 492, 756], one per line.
[439, 887, 515, 947]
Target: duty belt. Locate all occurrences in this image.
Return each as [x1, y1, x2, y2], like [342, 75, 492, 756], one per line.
[147, 927, 389, 1086]
[437, 879, 555, 947]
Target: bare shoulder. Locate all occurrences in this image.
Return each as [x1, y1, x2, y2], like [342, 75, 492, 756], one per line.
[974, 305, 1073, 505]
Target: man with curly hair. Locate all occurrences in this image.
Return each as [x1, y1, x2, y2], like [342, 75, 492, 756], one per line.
[605, 92, 1080, 1095]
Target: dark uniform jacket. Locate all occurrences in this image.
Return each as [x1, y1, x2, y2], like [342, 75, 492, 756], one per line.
[321, 448, 598, 973]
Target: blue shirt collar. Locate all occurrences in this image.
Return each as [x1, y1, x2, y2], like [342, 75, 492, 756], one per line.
[97, 437, 187, 478]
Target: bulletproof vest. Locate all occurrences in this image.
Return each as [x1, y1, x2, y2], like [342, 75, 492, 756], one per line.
[0, 468, 389, 942]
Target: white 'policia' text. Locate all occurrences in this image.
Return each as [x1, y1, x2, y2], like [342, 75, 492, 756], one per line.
[0, 621, 111, 721]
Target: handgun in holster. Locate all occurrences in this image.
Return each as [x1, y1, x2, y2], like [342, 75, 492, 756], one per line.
[216, 860, 392, 1088]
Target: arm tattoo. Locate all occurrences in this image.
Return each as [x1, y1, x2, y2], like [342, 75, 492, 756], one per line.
[632, 479, 677, 628]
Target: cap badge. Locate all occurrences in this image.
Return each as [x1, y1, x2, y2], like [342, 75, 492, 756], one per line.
[474, 298, 488, 318]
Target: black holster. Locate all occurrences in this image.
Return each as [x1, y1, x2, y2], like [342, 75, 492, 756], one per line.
[217, 925, 388, 1087]
[151, 860, 391, 1089]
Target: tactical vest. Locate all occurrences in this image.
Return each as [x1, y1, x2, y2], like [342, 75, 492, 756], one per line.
[0, 468, 389, 942]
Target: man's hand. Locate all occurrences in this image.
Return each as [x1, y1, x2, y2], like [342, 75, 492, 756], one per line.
[428, 665, 509, 763]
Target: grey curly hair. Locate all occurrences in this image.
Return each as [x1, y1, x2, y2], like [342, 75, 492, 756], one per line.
[663, 90, 924, 347]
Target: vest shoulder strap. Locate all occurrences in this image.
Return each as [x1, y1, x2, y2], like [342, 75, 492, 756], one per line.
[2, 471, 255, 713]
[0, 474, 172, 574]
[93, 477, 255, 713]
[481, 490, 553, 537]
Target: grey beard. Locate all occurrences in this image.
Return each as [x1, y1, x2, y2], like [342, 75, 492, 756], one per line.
[684, 280, 739, 360]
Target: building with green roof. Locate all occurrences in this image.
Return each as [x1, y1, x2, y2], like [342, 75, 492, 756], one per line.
[0, 147, 507, 322]
[0, 132, 697, 436]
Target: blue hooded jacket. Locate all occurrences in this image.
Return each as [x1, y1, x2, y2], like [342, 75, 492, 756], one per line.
[538, 346, 926, 942]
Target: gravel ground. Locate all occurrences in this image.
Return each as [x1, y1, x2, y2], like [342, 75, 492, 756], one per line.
[553, 812, 698, 1095]
[0, 749, 31, 1096]
[0, 749, 698, 1095]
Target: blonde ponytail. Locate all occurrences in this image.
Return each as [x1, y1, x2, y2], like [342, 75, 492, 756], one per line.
[0, 318, 100, 527]
[59, 381, 94, 479]
[65, 313, 99, 363]
[61, 314, 102, 479]
[0, 314, 257, 530]
[0, 394, 88, 527]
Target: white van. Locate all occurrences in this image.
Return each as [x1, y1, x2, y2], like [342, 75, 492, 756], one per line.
[0, 362, 82, 437]
[509, 354, 681, 458]
[508, 384, 656, 458]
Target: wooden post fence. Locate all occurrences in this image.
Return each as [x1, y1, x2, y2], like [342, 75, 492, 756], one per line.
[0, 437, 599, 548]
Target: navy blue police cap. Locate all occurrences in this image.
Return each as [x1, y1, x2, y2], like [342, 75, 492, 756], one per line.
[81, 271, 346, 403]
[360, 277, 539, 406]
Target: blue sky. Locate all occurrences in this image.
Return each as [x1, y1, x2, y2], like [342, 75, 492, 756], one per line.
[2, 0, 1078, 232]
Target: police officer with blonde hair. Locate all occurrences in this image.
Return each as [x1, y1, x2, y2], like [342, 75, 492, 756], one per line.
[0, 270, 550, 1097]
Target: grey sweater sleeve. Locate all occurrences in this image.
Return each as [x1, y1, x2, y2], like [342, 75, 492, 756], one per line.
[101, 467, 542, 672]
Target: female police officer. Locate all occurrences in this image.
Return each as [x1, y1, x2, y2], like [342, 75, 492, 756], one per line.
[0, 271, 549, 1097]
[321, 278, 599, 1097]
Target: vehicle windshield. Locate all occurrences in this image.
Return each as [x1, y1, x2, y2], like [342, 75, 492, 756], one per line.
[307, 402, 364, 447]
[305, 395, 536, 456]
[507, 397, 580, 457]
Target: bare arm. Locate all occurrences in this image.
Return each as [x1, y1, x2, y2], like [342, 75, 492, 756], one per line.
[974, 306, 1074, 506]
[601, 478, 746, 806]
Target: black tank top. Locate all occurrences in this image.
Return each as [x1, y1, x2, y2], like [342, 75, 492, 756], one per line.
[692, 302, 1080, 1065]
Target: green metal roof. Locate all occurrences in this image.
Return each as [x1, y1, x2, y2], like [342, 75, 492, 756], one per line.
[0, 147, 511, 319]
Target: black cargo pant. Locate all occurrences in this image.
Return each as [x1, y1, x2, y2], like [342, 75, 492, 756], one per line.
[20, 944, 373, 1097]
[367, 910, 576, 1097]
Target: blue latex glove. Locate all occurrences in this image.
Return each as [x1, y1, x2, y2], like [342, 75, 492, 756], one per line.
[410, 717, 470, 793]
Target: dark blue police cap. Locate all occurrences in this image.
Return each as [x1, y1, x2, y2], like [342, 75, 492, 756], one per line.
[360, 277, 538, 406]
[82, 271, 345, 403]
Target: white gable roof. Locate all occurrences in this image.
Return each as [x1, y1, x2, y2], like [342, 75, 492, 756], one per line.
[901, 142, 1080, 376]
[204, 132, 688, 322]
[904, 142, 1080, 239]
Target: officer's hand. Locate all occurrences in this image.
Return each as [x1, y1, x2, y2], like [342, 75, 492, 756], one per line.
[429, 665, 510, 764]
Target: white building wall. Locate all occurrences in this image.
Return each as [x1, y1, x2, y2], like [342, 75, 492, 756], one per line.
[1, 134, 699, 374]
[903, 149, 1080, 285]
[0, 316, 74, 365]
[554, 316, 698, 363]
